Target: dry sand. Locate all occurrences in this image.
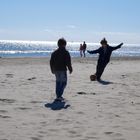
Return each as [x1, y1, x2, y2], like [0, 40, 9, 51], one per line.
[0, 57, 140, 140]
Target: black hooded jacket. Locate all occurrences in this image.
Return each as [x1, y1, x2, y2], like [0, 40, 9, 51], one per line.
[50, 47, 72, 73]
[88, 44, 122, 64]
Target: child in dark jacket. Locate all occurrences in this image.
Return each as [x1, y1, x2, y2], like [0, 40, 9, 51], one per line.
[87, 38, 123, 81]
[50, 38, 73, 101]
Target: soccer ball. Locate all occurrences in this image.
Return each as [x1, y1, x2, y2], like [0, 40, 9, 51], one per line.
[90, 74, 96, 81]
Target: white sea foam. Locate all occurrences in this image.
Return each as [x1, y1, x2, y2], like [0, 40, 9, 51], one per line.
[0, 40, 140, 57]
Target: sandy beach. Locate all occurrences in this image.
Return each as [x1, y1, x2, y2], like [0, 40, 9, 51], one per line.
[0, 57, 140, 140]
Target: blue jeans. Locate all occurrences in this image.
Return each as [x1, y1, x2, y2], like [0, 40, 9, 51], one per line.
[55, 71, 67, 98]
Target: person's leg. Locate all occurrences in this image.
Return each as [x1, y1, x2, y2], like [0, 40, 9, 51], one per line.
[96, 63, 107, 80]
[56, 81, 61, 98]
[83, 50, 86, 57]
[59, 71, 67, 98]
[55, 71, 67, 98]
[80, 50, 82, 57]
[55, 71, 61, 98]
[58, 81, 67, 98]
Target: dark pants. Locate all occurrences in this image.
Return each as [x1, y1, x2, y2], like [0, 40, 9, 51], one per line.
[96, 62, 108, 80]
[55, 71, 67, 98]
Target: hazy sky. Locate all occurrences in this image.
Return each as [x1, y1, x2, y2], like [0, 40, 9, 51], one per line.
[0, 0, 140, 43]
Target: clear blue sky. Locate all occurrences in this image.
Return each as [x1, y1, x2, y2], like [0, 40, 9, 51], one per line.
[0, 0, 140, 44]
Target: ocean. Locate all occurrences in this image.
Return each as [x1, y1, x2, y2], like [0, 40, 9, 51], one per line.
[0, 40, 140, 58]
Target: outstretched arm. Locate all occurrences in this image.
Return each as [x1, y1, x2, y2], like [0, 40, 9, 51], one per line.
[50, 54, 55, 74]
[112, 43, 123, 51]
[87, 48, 100, 54]
[66, 52, 73, 74]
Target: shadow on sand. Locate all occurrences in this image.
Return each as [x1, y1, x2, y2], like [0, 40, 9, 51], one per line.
[45, 100, 70, 110]
[98, 79, 113, 85]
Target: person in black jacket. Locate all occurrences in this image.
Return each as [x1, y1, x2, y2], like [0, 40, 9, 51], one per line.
[87, 38, 123, 81]
[82, 41, 87, 57]
[50, 38, 73, 101]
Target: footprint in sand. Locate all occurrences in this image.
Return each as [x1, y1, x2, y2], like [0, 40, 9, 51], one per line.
[27, 77, 36, 81]
[6, 74, 14, 78]
[121, 74, 127, 79]
[31, 137, 41, 140]
[0, 110, 8, 113]
[30, 101, 42, 104]
[77, 92, 87, 95]
[0, 115, 11, 119]
[16, 107, 32, 110]
[77, 92, 96, 95]
[104, 132, 114, 135]
[0, 110, 10, 119]
[0, 98, 16, 104]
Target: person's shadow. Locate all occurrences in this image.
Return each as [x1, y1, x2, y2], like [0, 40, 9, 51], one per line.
[97, 79, 113, 85]
[45, 100, 70, 110]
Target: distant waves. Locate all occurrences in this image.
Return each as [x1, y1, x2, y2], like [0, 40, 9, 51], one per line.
[0, 40, 140, 57]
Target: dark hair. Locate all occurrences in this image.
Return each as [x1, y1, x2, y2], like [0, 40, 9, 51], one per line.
[100, 38, 108, 45]
[57, 38, 67, 47]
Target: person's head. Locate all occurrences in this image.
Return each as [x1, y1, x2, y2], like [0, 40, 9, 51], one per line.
[57, 38, 67, 48]
[100, 38, 108, 47]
